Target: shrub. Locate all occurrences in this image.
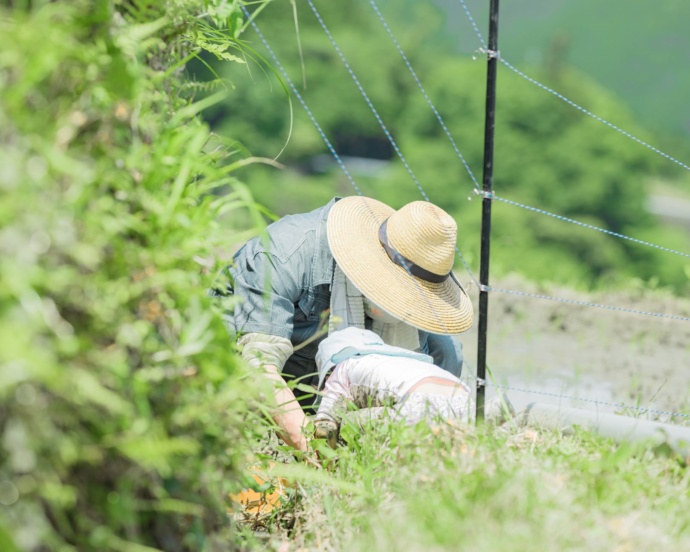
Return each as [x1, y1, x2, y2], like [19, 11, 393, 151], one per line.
[0, 1, 259, 549]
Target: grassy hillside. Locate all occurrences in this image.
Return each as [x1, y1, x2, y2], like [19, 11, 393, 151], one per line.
[231, 278, 690, 550]
[233, 420, 690, 551]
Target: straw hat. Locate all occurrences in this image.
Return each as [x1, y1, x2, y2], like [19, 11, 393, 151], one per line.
[327, 196, 473, 334]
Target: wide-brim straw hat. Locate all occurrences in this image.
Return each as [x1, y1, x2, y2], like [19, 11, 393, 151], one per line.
[327, 196, 473, 334]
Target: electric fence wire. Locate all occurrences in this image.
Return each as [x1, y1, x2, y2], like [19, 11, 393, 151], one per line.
[242, 7, 363, 197]
[367, 0, 481, 191]
[304, 0, 430, 203]
[243, 7, 473, 335]
[490, 193, 690, 260]
[456, 361, 690, 421]
[486, 286, 690, 323]
[481, 379, 690, 420]
[457, 0, 690, 173]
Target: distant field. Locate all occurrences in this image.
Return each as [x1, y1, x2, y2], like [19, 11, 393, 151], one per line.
[461, 274, 690, 418]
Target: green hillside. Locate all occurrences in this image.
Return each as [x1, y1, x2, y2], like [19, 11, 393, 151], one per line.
[432, 0, 690, 157]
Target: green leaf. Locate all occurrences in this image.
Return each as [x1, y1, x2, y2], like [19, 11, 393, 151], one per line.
[170, 90, 227, 125]
[0, 524, 20, 552]
[70, 368, 132, 415]
[116, 436, 200, 476]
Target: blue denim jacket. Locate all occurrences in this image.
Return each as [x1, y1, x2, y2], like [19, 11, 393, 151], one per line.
[226, 198, 462, 404]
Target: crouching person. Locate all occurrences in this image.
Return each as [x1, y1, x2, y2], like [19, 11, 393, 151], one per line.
[313, 328, 473, 448]
[223, 196, 474, 451]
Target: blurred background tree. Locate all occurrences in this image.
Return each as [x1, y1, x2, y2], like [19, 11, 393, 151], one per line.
[204, 0, 690, 291]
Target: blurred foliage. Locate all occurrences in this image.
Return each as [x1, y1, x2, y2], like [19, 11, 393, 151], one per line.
[0, 0, 270, 549]
[206, 0, 690, 292]
[453, 0, 690, 147]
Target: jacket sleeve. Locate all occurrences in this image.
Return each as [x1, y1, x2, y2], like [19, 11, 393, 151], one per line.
[228, 234, 306, 340]
[238, 333, 294, 371]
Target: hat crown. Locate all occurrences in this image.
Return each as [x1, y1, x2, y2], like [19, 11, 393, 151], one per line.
[386, 201, 457, 276]
[327, 195, 473, 334]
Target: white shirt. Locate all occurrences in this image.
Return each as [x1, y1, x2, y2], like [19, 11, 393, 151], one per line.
[316, 353, 465, 423]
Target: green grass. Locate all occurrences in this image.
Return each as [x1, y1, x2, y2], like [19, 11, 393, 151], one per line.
[235, 419, 690, 550]
[434, 0, 690, 151]
[0, 1, 265, 548]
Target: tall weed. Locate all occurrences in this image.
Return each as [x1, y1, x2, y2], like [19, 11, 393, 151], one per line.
[0, 1, 264, 549]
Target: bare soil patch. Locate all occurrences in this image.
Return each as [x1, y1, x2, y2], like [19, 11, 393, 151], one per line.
[461, 275, 690, 418]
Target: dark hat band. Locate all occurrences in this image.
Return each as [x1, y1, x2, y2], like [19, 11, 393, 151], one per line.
[378, 219, 450, 284]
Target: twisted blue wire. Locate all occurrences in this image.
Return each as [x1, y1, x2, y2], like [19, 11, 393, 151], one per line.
[488, 286, 690, 323]
[304, 0, 430, 202]
[499, 59, 690, 172]
[479, 379, 690, 420]
[367, 0, 481, 190]
[242, 7, 363, 196]
[456, 0, 690, 172]
[492, 194, 690, 259]
[457, 0, 488, 49]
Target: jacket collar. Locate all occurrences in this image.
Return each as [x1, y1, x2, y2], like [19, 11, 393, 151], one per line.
[312, 197, 339, 287]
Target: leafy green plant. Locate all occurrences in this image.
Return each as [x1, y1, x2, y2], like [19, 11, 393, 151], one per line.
[0, 1, 269, 549]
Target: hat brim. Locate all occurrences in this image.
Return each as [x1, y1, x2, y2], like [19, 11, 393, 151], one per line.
[327, 196, 473, 334]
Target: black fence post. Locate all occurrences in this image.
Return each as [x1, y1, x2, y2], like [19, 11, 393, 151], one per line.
[476, 0, 500, 421]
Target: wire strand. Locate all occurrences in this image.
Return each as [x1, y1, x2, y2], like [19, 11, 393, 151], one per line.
[456, 0, 690, 172]
[367, 0, 481, 190]
[304, 0, 430, 202]
[243, 8, 363, 196]
[474, 378, 690, 420]
[490, 193, 690, 260]
[487, 286, 690, 323]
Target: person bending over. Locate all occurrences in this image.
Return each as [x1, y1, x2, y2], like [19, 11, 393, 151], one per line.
[219, 196, 473, 450]
[313, 328, 473, 446]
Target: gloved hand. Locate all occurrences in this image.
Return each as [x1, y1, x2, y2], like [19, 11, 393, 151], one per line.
[314, 419, 339, 449]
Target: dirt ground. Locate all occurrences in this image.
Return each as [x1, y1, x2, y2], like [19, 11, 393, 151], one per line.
[459, 274, 690, 420]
